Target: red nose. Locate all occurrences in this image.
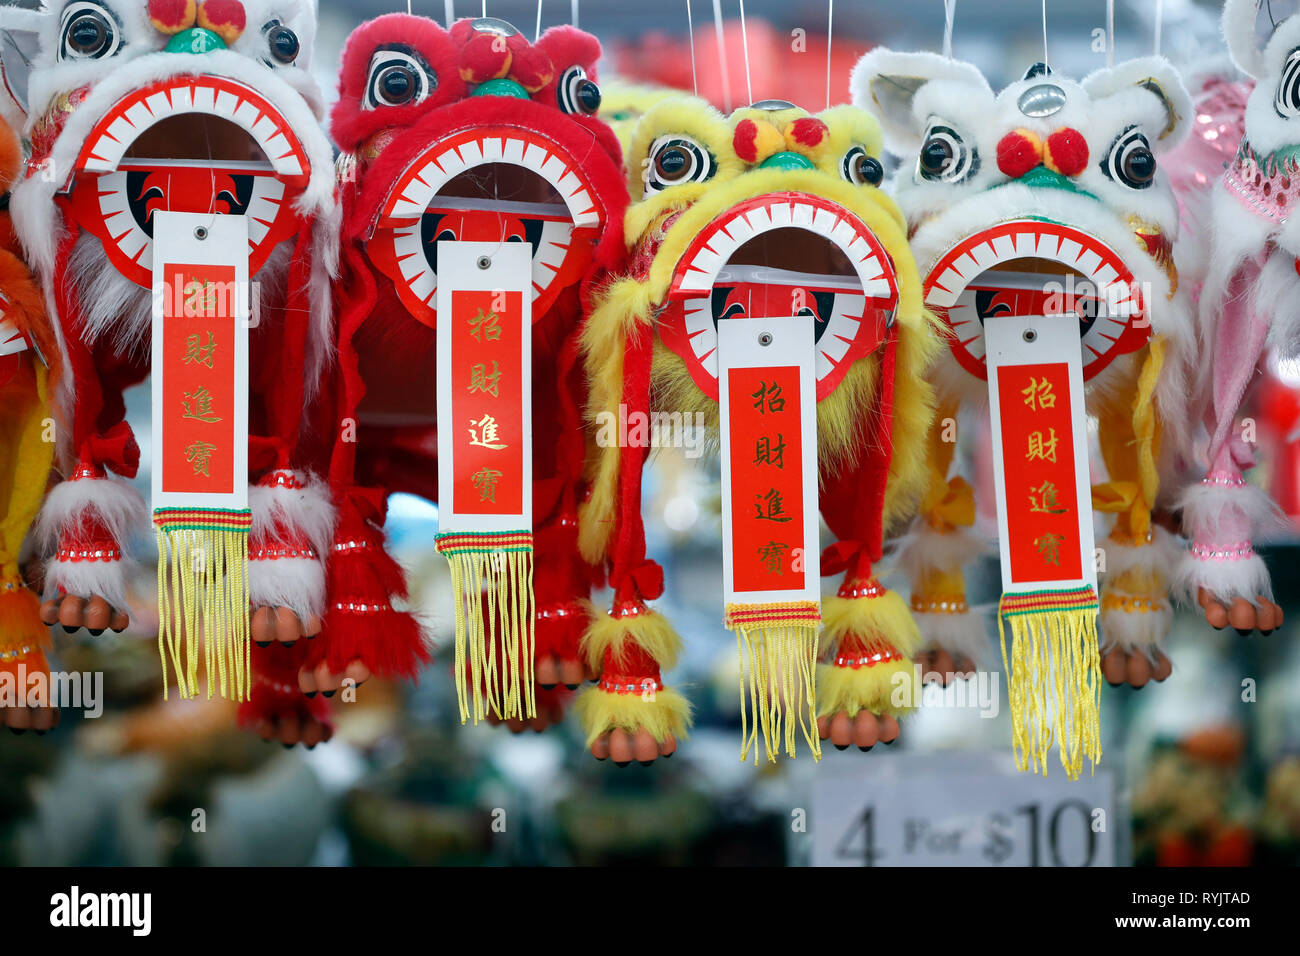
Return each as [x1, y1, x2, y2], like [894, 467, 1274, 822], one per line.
[996, 127, 1089, 180]
[197, 0, 246, 44]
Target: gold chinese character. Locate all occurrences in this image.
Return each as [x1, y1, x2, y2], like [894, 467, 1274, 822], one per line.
[182, 386, 222, 423]
[1028, 479, 1069, 515]
[1022, 376, 1057, 411]
[468, 308, 501, 342]
[1026, 428, 1059, 463]
[758, 540, 789, 575]
[472, 467, 504, 503]
[185, 440, 217, 477]
[753, 433, 787, 469]
[467, 361, 501, 397]
[182, 331, 217, 369]
[753, 488, 793, 523]
[184, 280, 218, 318]
[468, 413, 508, 451]
[1034, 532, 1066, 567]
[751, 380, 786, 415]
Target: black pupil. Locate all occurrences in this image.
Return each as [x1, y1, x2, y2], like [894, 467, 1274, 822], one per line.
[576, 79, 601, 113]
[271, 27, 299, 62]
[657, 146, 689, 179]
[856, 154, 882, 185]
[381, 66, 415, 103]
[1124, 148, 1155, 182]
[70, 15, 106, 53]
[922, 138, 953, 172]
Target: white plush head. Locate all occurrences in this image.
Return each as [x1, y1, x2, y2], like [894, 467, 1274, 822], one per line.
[1221, 0, 1300, 154]
[853, 49, 1194, 411]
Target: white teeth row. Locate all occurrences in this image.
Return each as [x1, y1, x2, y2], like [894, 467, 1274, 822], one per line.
[0, 311, 30, 358]
[387, 138, 600, 228]
[678, 200, 893, 298]
[95, 170, 287, 265]
[390, 216, 576, 306]
[926, 229, 1137, 318]
[682, 290, 870, 383]
[83, 82, 303, 178]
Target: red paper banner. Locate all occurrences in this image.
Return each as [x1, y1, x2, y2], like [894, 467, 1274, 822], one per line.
[727, 365, 807, 594]
[996, 361, 1084, 583]
[160, 263, 238, 496]
[449, 288, 525, 516]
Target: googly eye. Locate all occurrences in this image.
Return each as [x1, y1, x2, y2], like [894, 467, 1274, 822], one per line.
[644, 135, 716, 196]
[263, 20, 301, 66]
[918, 124, 976, 183]
[1278, 49, 1300, 118]
[842, 146, 884, 186]
[1102, 126, 1156, 189]
[557, 65, 601, 116]
[363, 47, 435, 110]
[59, 2, 122, 61]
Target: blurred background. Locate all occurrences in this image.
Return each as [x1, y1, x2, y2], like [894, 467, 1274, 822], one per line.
[3, 0, 1299, 867]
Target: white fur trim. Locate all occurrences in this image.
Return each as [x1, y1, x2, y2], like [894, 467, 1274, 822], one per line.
[1099, 526, 1181, 579]
[1099, 602, 1171, 654]
[913, 610, 989, 664]
[247, 555, 324, 622]
[892, 522, 988, 577]
[1223, 0, 1267, 78]
[1176, 549, 1273, 604]
[1178, 478, 1287, 541]
[249, 472, 336, 556]
[34, 475, 147, 554]
[41, 554, 132, 610]
[850, 48, 991, 154]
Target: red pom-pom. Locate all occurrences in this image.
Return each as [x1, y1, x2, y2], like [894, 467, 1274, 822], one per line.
[997, 129, 1042, 180]
[197, 0, 246, 43]
[458, 30, 513, 84]
[509, 39, 554, 93]
[148, 0, 196, 33]
[733, 118, 761, 164]
[1045, 128, 1089, 178]
[788, 117, 828, 150]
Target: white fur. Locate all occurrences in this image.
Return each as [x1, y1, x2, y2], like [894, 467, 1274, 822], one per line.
[1176, 550, 1274, 604]
[1224, 0, 1268, 78]
[1100, 526, 1181, 579]
[849, 49, 990, 155]
[248, 471, 335, 555]
[1099, 603, 1171, 654]
[42, 552, 133, 608]
[892, 522, 988, 577]
[34, 473, 148, 553]
[1178, 478, 1288, 540]
[913, 610, 989, 663]
[247, 554, 324, 621]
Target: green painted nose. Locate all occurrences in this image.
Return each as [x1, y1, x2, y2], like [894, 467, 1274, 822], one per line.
[759, 151, 816, 171]
[165, 28, 227, 54]
[473, 78, 530, 99]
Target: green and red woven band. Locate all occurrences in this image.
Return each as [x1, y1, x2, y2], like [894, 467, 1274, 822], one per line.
[1000, 585, 1099, 619]
[153, 508, 253, 534]
[435, 530, 533, 557]
[724, 600, 822, 629]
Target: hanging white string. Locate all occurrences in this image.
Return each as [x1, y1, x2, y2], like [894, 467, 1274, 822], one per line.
[687, 0, 699, 97]
[535, 0, 543, 40]
[572, 0, 579, 28]
[739, 0, 753, 106]
[445, 0, 454, 26]
[1106, 0, 1114, 66]
[1153, 0, 1163, 56]
[407, 0, 412, 15]
[712, 0, 732, 112]
[943, 0, 956, 59]
[825, 0, 834, 110]
[1041, 0, 1049, 69]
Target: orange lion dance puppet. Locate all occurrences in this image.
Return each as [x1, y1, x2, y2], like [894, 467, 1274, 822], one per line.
[323, 14, 627, 729]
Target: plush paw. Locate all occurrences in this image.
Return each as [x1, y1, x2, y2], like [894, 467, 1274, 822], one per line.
[1101, 645, 1173, 688]
[40, 595, 128, 636]
[817, 711, 900, 752]
[252, 712, 333, 749]
[1197, 588, 1283, 636]
[590, 728, 678, 766]
[1, 704, 60, 735]
[297, 658, 371, 699]
[917, 648, 977, 687]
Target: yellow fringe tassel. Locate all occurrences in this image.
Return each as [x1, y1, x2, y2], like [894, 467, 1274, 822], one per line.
[997, 588, 1102, 780]
[439, 536, 535, 724]
[155, 525, 250, 701]
[730, 614, 821, 764]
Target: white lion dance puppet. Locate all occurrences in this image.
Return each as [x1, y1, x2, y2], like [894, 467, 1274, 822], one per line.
[855, 51, 1198, 776]
[0, 1, 340, 739]
[1179, 0, 1300, 636]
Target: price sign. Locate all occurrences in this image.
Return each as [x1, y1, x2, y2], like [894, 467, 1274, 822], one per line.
[811, 753, 1117, 867]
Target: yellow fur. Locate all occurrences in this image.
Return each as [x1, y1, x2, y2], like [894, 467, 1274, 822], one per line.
[574, 684, 692, 746]
[579, 602, 684, 673]
[816, 659, 915, 719]
[821, 590, 924, 659]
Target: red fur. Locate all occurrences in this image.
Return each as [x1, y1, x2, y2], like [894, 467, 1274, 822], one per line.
[532, 26, 602, 104]
[733, 119, 760, 164]
[998, 130, 1041, 180]
[1046, 128, 1089, 178]
[239, 642, 333, 729]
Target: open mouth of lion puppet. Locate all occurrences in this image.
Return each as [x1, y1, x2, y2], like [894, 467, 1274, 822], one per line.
[64, 75, 312, 288]
[660, 192, 898, 401]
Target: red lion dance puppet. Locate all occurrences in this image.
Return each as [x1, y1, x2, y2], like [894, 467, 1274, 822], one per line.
[323, 14, 627, 728]
[0, 0, 340, 745]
